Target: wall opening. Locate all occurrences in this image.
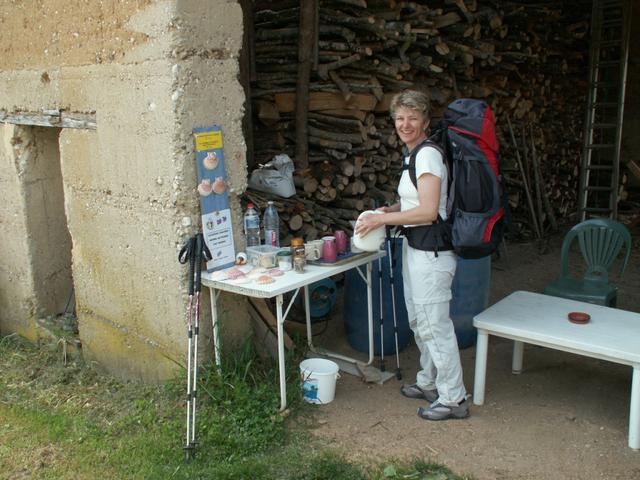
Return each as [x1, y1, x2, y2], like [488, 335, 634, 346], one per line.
[25, 126, 75, 323]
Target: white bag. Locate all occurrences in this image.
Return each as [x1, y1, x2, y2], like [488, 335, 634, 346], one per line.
[248, 154, 296, 198]
[352, 210, 386, 252]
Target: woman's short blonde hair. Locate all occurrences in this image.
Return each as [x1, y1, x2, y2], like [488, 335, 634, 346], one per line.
[390, 90, 431, 120]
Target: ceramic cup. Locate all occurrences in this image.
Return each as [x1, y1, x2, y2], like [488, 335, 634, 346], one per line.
[322, 236, 338, 263]
[334, 230, 348, 254]
[304, 242, 321, 261]
[309, 239, 324, 259]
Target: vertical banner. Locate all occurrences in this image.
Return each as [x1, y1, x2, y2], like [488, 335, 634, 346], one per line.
[193, 125, 235, 271]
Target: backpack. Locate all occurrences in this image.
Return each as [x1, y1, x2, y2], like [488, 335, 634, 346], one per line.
[403, 98, 506, 259]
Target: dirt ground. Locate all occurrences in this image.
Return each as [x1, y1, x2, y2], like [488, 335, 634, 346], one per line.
[305, 224, 640, 480]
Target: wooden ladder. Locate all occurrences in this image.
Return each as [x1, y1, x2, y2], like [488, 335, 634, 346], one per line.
[578, 0, 632, 220]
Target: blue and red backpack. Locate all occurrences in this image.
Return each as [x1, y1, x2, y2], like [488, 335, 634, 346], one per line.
[403, 98, 507, 259]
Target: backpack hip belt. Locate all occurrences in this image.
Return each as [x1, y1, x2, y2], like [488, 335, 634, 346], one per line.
[400, 217, 453, 256]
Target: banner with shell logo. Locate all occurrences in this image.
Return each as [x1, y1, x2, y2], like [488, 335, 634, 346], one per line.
[193, 125, 235, 271]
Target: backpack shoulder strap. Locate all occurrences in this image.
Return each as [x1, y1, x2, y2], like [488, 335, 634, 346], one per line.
[401, 138, 445, 189]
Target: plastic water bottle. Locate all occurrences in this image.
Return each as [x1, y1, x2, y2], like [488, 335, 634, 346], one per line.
[243, 203, 261, 247]
[263, 201, 280, 247]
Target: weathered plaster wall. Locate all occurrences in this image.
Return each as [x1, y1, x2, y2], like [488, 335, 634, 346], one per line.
[0, 0, 250, 381]
[0, 125, 33, 338]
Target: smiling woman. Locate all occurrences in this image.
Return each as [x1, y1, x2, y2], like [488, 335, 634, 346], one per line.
[391, 94, 430, 152]
[354, 89, 469, 421]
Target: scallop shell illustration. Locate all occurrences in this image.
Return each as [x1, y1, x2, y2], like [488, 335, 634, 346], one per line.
[212, 176, 226, 195]
[197, 179, 212, 196]
[203, 151, 219, 170]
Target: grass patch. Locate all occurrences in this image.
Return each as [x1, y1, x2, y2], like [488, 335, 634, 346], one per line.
[0, 334, 471, 479]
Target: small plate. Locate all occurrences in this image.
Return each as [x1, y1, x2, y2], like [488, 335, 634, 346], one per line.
[568, 311, 590, 324]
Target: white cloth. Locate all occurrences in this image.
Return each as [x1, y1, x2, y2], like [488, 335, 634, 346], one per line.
[397, 145, 448, 224]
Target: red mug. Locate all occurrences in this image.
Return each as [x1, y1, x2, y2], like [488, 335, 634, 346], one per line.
[322, 236, 338, 263]
[334, 230, 348, 254]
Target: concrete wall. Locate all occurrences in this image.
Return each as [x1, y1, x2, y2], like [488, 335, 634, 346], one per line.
[0, 0, 250, 381]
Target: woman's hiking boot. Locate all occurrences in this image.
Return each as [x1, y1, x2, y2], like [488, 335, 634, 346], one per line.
[417, 398, 470, 421]
[400, 384, 438, 403]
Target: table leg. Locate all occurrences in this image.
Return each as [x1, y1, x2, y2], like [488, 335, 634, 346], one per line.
[366, 261, 374, 365]
[473, 329, 489, 405]
[512, 341, 524, 375]
[630, 366, 640, 450]
[209, 288, 221, 367]
[275, 294, 287, 412]
[304, 286, 312, 349]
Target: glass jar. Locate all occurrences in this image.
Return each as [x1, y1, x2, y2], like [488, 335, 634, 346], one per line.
[276, 251, 292, 271]
[291, 237, 306, 273]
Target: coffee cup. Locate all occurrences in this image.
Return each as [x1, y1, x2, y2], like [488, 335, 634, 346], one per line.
[334, 230, 348, 254]
[304, 243, 321, 261]
[321, 236, 338, 263]
[309, 239, 324, 259]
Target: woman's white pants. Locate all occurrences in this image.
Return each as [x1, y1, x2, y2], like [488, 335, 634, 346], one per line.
[401, 239, 467, 406]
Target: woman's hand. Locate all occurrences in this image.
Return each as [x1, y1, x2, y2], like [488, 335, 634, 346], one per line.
[376, 203, 400, 214]
[355, 213, 384, 237]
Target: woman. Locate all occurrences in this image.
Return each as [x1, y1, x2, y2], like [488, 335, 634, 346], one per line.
[355, 90, 469, 420]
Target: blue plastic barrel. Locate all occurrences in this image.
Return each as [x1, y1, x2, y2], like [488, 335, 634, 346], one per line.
[344, 238, 411, 355]
[294, 278, 338, 320]
[343, 243, 491, 352]
[450, 256, 491, 348]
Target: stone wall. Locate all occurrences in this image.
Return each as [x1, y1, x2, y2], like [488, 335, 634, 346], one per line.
[0, 0, 250, 381]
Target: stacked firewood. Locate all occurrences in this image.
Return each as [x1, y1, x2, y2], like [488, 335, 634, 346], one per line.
[247, 0, 591, 242]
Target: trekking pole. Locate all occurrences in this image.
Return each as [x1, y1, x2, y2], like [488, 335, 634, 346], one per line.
[385, 228, 402, 380]
[190, 234, 203, 453]
[378, 255, 386, 372]
[190, 233, 212, 455]
[178, 236, 196, 460]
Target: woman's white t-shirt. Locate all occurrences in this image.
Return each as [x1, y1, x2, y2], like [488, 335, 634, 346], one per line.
[397, 145, 448, 225]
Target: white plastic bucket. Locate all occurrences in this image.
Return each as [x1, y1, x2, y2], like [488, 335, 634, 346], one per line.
[299, 358, 340, 404]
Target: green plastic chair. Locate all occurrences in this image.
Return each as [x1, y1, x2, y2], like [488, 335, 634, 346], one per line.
[544, 218, 632, 307]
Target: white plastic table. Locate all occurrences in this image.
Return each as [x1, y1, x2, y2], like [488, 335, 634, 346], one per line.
[201, 251, 384, 411]
[473, 290, 640, 450]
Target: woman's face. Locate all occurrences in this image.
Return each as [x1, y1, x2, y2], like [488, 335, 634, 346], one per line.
[394, 106, 429, 151]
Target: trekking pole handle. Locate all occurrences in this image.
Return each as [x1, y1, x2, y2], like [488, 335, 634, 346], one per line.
[194, 234, 203, 294]
[188, 239, 196, 296]
[179, 236, 197, 296]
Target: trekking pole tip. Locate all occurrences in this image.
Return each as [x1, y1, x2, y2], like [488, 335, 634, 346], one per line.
[183, 441, 196, 461]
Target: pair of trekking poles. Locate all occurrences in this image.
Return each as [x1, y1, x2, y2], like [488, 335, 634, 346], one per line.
[378, 227, 402, 380]
[178, 233, 211, 461]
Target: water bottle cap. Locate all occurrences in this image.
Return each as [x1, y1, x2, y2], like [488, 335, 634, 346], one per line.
[247, 202, 254, 209]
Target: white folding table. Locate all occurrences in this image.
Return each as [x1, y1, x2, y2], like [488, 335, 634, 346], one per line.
[201, 251, 385, 411]
[473, 290, 640, 450]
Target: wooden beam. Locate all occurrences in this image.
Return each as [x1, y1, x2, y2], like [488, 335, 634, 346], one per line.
[248, 297, 294, 350]
[294, 0, 317, 169]
[0, 110, 96, 129]
[276, 91, 378, 112]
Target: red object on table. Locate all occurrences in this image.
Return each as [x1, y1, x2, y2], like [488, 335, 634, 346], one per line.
[568, 311, 591, 324]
